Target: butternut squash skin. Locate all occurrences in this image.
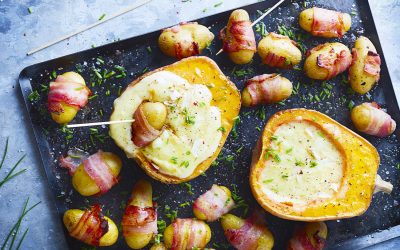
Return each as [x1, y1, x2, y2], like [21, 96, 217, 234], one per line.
[250, 109, 380, 221]
[110, 57, 241, 184]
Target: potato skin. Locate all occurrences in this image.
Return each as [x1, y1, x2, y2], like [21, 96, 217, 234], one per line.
[299, 8, 351, 38]
[258, 33, 302, 68]
[221, 214, 274, 250]
[224, 9, 255, 64]
[72, 152, 122, 196]
[63, 209, 118, 246]
[141, 102, 167, 130]
[158, 22, 214, 59]
[164, 219, 211, 249]
[124, 180, 154, 249]
[50, 72, 86, 124]
[349, 36, 380, 94]
[304, 42, 351, 80]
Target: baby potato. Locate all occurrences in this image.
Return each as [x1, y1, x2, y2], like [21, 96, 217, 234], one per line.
[221, 214, 274, 250]
[63, 208, 118, 246]
[222, 9, 256, 64]
[299, 7, 351, 38]
[304, 42, 352, 80]
[258, 32, 302, 68]
[72, 152, 122, 196]
[141, 102, 167, 130]
[288, 222, 327, 250]
[50, 72, 86, 124]
[164, 219, 211, 249]
[159, 22, 214, 59]
[123, 180, 154, 249]
[349, 36, 381, 94]
[150, 243, 167, 250]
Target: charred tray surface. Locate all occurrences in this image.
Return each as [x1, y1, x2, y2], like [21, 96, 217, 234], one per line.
[19, 0, 400, 249]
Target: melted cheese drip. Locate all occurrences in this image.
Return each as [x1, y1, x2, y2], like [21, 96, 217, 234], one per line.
[110, 71, 222, 178]
[260, 121, 343, 207]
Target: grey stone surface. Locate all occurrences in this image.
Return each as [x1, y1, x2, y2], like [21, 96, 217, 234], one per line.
[0, 0, 399, 249]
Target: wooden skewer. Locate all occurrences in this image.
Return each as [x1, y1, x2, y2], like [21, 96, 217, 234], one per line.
[215, 0, 286, 56]
[67, 119, 135, 128]
[27, 0, 152, 55]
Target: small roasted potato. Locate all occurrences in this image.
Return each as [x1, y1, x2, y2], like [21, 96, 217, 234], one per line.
[304, 42, 352, 80]
[351, 102, 396, 137]
[242, 74, 293, 107]
[164, 218, 211, 249]
[299, 7, 351, 38]
[159, 22, 214, 59]
[288, 222, 328, 250]
[193, 184, 235, 222]
[150, 243, 167, 250]
[122, 180, 156, 249]
[349, 36, 381, 94]
[258, 32, 302, 68]
[141, 102, 168, 130]
[49, 72, 90, 124]
[220, 9, 256, 64]
[72, 151, 122, 196]
[221, 213, 274, 250]
[63, 205, 118, 246]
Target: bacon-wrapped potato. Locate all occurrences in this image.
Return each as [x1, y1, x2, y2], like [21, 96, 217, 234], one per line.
[242, 74, 293, 107]
[150, 243, 167, 250]
[48, 72, 91, 124]
[258, 32, 302, 69]
[288, 222, 328, 250]
[221, 213, 274, 250]
[164, 218, 211, 249]
[158, 22, 214, 59]
[304, 42, 352, 80]
[219, 9, 256, 64]
[193, 184, 235, 222]
[349, 36, 381, 94]
[60, 150, 121, 196]
[63, 204, 118, 246]
[299, 7, 351, 38]
[351, 102, 396, 137]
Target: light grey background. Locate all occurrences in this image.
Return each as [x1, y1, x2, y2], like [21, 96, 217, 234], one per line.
[0, 0, 399, 249]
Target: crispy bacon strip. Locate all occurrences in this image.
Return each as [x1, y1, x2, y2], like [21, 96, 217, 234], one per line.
[171, 219, 208, 250]
[48, 75, 91, 113]
[83, 151, 118, 194]
[59, 148, 89, 175]
[361, 102, 396, 137]
[224, 211, 266, 250]
[131, 104, 162, 147]
[314, 47, 352, 80]
[69, 204, 108, 246]
[288, 222, 327, 250]
[220, 20, 256, 53]
[311, 7, 345, 38]
[262, 33, 297, 68]
[364, 51, 381, 77]
[245, 74, 284, 106]
[193, 185, 235, 222]
[122, 204, 157, 235]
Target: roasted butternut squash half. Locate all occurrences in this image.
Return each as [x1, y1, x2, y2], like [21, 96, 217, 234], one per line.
[249, 109, 392, 221]
[110, 57, 241, 183]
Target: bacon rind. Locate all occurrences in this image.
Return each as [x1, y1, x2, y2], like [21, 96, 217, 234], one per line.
[122, 204, 157, 235]
[131, 105, 162, 147]
[193, 185, 235, 222]
[171, 219, 208, 250]
[311, 7, 345, 38]
[70, 204, 108, 246]
[362, 103, 396, 137]
[48, 75, 91, 113]
[316, 48, 352, 80]
[83, 151, 118, 194]
[245, 74, 283, 106]
[220, 20, 256, 53]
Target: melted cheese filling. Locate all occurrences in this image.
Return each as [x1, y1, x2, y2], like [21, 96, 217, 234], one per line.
[110, 71, 222, 178]
[260, 121, 343, 207]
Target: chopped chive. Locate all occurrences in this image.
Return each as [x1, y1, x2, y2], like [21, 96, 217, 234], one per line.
[88, 94, 98, 100]
[27, 7, 33, 14]
[263, 179, 274, 184]
[146, 46, 152, 53]
[98, 13, 106, 20]
[214, 2, 223, 7]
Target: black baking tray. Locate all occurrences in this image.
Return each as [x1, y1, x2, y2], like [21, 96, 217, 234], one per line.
[19, 0, 400, 249]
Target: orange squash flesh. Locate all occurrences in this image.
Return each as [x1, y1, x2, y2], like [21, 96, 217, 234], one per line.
[250, 109, 380, 221]
[110, 56, 241, 184]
